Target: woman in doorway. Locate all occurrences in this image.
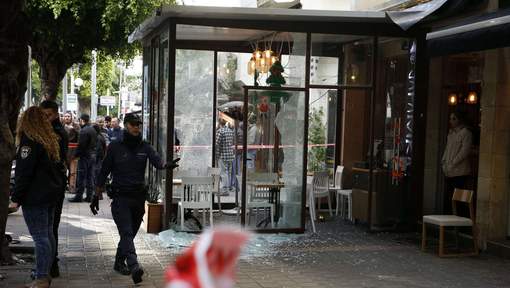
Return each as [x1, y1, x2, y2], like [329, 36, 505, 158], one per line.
[10, 107, 64, 288]
[441, 110, 473, 214]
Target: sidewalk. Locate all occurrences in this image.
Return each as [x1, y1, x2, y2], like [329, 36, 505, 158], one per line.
[1, 195, 510, 288]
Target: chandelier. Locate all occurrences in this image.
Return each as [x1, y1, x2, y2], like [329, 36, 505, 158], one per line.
[247, 32, 287, 76]
[248, 49, 279, 75]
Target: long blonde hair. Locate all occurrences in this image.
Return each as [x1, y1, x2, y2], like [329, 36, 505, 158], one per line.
[16, 106, 60, 162]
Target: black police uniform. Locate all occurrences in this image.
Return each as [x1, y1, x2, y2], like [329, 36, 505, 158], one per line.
[72, 123, 97, 201]
[96, 130, 165, 275]
[12, 133, 65, 206]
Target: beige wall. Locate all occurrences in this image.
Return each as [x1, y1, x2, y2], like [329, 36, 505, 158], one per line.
[476, 48, 510, 247]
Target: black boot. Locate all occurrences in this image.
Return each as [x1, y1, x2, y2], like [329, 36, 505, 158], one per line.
[50, 261, 60, 278]
[113, 259, 130, 275]
[130, 265, 144, 284]
[68, 196, 82, 203]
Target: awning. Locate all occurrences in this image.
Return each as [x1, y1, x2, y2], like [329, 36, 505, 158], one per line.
[427, 9, 510, 56]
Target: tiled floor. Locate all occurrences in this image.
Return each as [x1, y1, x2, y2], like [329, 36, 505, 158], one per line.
[2, 196, 510, 288]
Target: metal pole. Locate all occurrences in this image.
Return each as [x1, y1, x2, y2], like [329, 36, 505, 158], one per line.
[91, 50, 97, 120]
[62, 72, 67, 113]
[25, 45, 32, 109]
[118, 63, 122, 118]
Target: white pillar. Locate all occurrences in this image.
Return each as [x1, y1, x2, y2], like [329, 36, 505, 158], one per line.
[91, 50, 97, 120]
[62, 72, 67, 112]
[24, 45, 32, 109]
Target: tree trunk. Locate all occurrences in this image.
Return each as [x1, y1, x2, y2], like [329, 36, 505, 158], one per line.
[39, 59, 67, 102]
[0, 0, 29, 264]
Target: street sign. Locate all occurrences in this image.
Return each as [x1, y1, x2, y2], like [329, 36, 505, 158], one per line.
[66, 93, 78, 111]
[100, 96, 116, 106]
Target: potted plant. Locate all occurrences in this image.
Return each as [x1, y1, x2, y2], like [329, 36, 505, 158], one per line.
[144, 185, 164, 233]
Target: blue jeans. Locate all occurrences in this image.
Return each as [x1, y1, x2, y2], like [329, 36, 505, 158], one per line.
[23, 204, 56, 279]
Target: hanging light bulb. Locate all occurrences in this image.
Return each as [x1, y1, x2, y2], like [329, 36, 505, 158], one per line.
[247, 57, 256, 75]
[260, 57, 268, 73]
[271, 55, 278, 65]
[467, 91, 478, 104]
[263, 49, 272, 59]
[448, 93, 458, 106]
[253, 50, 262, 60]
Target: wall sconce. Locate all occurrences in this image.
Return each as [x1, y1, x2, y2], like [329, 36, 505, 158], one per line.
[448, 93, 458, 106]
[467, 91, 478, 104]
[346, 64, 359, 83]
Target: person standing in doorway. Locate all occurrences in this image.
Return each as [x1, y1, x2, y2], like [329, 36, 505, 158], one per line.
[10, 107, 65, 288]
[92, 113, 179, 284]
[216, 118, 235, 194]
[69, 114, 98, 203]
[108, 117, 123, 142]
[442, 110, 473, 214]
[40, 101, 68, 278]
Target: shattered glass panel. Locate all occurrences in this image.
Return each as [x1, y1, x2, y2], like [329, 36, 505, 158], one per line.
[246, 89, 305, 230]
[175, 50, 214, 175]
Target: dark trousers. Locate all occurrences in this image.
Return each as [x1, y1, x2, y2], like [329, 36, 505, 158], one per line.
[52, 196, 64, 266]
[445, 175, 470, 215]
[111, 196, 145, 270]
[23, 204, 56, 279]
[76, 156, 96, 200]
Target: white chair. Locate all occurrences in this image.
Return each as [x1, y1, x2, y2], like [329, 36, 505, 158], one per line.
[311, 171, 333, 218]
[330, 166, 353, 221]
[422, 189, 478, 257]
[207, 167, 223, 213]
[307, 175, 317, 233]
[179, 176, 214, 230]
[237, 175, 275, 228]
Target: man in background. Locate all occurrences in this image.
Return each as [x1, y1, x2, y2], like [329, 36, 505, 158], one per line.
[216, 118, 235, 194]
[69, 114, 98, 202]
[108, 117, 123, 142]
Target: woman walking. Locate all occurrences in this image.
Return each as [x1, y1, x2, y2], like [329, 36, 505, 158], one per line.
[10, 106, 65, 288]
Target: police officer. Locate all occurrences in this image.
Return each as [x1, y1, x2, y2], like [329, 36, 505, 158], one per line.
[69, 114, 98, 202]
[91, 113, 179, 284]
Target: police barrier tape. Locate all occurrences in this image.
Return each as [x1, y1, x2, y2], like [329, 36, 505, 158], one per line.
[173, 143, 336, 151]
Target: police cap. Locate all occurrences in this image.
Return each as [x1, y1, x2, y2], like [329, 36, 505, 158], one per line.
[123, 113, 142, 126]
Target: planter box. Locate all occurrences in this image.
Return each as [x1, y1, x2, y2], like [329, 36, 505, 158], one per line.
[144, 202, 163, 234]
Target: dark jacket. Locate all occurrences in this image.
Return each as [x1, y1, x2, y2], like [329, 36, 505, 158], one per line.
[53, 120, 69, 167]
[75, 124, 97, 158]
[12, 134, 65, 206]
[64, 123, 80, 143]
[96, 131, 107, 163]
[107, 127, 123, 143]
[96, 137, 165, 195]
[53, 120, 69, 198]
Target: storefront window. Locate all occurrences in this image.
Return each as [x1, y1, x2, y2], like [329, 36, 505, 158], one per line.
[308, 89, 338, 173]
[311, 34, 373, 86]
[157, 39, 169, 200]
[175, 49, 215, 174]
[245, 89, 306, 229]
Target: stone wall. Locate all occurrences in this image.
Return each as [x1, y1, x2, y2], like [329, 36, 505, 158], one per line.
[476, 48, 510, 247]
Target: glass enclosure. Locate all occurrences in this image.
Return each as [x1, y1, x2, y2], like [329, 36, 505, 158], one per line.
[139, 16, 421, 232]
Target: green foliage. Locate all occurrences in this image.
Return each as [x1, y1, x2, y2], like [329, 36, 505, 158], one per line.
[74, 53, 118, 99]
[27, 0, 175, 99]
[308, 106, 326, 172]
